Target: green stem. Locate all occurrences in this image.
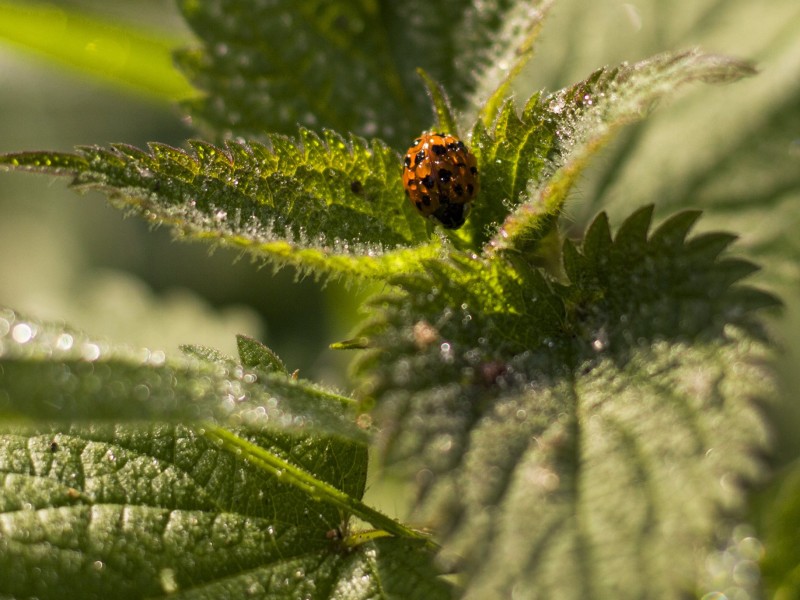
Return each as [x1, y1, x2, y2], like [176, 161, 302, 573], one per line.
[202, 424, 438, 551]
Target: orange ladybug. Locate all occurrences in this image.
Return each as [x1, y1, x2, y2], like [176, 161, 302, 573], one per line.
[402, 132, 479, 229]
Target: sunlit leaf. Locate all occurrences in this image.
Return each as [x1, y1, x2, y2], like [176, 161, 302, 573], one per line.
[467, 50, 756, 252]
[0, 133, 440, 281]
[0, 423, 416, 600]
[358, 207, 778, 597]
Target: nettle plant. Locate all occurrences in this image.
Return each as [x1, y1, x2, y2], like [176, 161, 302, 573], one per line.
[0, 1, 784, 599]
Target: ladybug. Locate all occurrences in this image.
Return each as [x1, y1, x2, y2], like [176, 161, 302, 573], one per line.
[402, 132, 479, 229]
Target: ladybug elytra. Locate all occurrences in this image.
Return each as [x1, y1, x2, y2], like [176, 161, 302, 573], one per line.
[402, 132, 479, 229]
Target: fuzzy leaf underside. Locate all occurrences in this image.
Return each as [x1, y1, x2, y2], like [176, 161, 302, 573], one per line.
[0, 133, 441, 281]
[468, 50, 757, 251]
[0, 424, 446, 600]
[0, 308, 362, 441]
[358, 207, 778, 598]
[176, 0, 550, 148]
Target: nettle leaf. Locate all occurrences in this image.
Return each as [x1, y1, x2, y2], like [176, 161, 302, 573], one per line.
[467, 50, 756, 251]
[0, 132, 439, 281]
[358, 207, 779, 598]
[0, 424, 444, 599]
[176, 0, 550, 148]
[0, 308, 362, 441]
[551, 0, 800, 289]
[236, 333, 289, 373]
[0, 52, 753, 278]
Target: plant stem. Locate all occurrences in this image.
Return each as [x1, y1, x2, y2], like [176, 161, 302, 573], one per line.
[202, 424, 439, 551]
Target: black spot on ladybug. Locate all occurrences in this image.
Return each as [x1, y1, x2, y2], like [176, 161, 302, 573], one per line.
[433, 203, 468, 229]
[350, 180, 363, 195]
[432, 144, 447, 156]
[415, 150, 426, 166]
[421, 174, 435, 189]
[404, 188, 409, 197]
[454, 184, 464, 196]
[470, 166, 478, 175]
[421, 194, 431, 206]
[415, 201, 423, 210]
[403, 155, 411, 168]
[438, 169, 452, 183]
[447, 142, 460, 151]
[467, 184, 475, 196]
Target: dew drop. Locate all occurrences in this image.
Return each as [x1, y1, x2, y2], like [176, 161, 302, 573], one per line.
[440, 342, 454, 363]
[732, 559, 759, 587]
[549, 99, 565, 114]
[56, 333, 74, 351]
[11, 323, 33, 344]
[133, 384, 151, 401]
[591, 329, 608, 352]
[247, 582, 265, 596]
[81, 343, 101, 361]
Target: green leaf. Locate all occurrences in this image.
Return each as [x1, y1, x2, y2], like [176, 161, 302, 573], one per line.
[179, 343, 232, 365]
[236, 334, 288, 374]
[0, 308, 363, 441]
[545, 0, 800, 289]
[756, 460, 800, 599]
[467, 50, 757, 252]
[0, 1, 194, 101]
[203, 426, 431, 545]
[358, 208, 779, 597]
[0, 422, 409, 599]
[0, 52, 757, 279]
[0, 132, 439, 281]
[163, 537, 453, 599]
[175, 0, 551, 148]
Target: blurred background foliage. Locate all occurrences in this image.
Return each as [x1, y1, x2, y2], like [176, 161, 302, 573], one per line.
[0, 0, 797, 401]
[0, 0, 367, 387]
